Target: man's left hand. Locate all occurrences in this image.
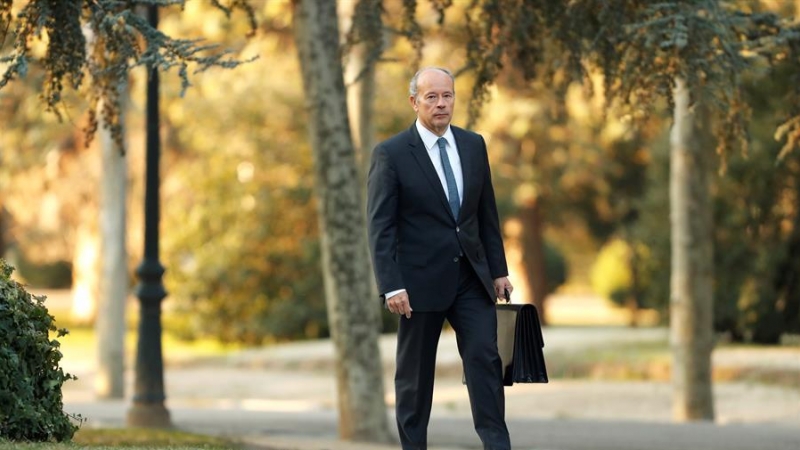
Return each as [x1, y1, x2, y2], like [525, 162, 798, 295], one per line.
[493, 277, 513, 301]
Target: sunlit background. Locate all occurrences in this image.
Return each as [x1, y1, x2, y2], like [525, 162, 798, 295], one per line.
[1, 0, 799, 441]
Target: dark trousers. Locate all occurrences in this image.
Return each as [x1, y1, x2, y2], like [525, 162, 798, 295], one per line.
[394, 260, 510, 450]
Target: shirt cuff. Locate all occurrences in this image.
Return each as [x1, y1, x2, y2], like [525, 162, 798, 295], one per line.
[384, 289, 406, 299]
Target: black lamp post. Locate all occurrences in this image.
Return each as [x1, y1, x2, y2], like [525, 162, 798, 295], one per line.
[126, 4, 172, 428]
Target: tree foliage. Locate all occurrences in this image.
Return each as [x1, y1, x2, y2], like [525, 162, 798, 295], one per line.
[4, 0, 800, 347]
[391, 0, 799, 159]
[0, 0, 255, 151]
[633, 61, 800, 342]
[433, 0, 799, 340]
[159, 52, 325, 343]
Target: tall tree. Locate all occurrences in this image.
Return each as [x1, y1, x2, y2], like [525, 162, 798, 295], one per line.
[292, 0, 393, 443]
[668, 77, 715, 419]
[95, 96, 128, 399]
[568, 0, 746, 421]
[83, 20, 130, 400]
[556, 0, 798, 419]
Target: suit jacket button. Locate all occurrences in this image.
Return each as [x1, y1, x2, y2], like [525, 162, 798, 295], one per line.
[456, 227, 460, 232]
[453, 257, 459, 262]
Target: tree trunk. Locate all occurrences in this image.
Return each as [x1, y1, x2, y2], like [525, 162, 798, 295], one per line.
[669, 77, 715, 421]
[351, 45, 379, 183]
[94, 96, 128, 399]
[520, 197, 548, 322]
[343, 0, 383, 184]
[774, 183, 800, 334]
[292, 0, 393, 443]
[0, 200, 6, 258]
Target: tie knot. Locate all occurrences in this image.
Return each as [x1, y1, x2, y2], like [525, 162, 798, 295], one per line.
[437, 137, 447, 150]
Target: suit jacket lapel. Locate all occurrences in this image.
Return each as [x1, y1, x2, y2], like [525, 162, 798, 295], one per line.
[452, 127, 473, 219]
[407, 126, 456, 220]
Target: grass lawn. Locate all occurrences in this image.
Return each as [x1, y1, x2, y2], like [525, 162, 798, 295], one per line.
[545, 340, 672, 381]
[54, 325, 239, 367]
[0, 428, 244, 450]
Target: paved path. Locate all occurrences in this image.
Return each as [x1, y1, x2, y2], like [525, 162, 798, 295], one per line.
[62, 400, 800, 450]
[61, 327, 800, 450]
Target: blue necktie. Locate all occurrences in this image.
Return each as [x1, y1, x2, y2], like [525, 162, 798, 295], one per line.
[437, 137, 460, 219]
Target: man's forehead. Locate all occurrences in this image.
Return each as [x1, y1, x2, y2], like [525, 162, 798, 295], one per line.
[419, 77, 454, 93]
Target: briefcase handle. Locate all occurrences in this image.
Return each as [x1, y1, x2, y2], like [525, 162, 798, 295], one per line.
[498, 288, 511, 304]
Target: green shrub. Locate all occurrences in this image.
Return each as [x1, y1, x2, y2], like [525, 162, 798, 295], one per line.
[3, 248, 73, 289]
[0, 259, 77, 442]
[590, 239, 633, 306]
[16, 260, 73, 289]
[544, 241, 568, 295]
[590, 238, 651, 309]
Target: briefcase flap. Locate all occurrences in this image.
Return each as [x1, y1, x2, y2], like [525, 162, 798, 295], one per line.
[496, 303, 548, 384]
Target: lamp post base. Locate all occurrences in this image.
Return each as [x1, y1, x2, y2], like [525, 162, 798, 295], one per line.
[126, 402, 172, 428]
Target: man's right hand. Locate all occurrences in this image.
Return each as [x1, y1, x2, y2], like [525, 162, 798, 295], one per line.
[386, 291, 412, 319]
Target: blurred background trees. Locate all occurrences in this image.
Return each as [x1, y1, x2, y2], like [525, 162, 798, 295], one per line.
[157, 5, 324, 344]
[1, 0, 799, 436]
[2, 0, 798, 345]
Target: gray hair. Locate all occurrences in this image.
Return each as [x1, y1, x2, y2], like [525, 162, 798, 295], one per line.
[409, 67, 455, 98]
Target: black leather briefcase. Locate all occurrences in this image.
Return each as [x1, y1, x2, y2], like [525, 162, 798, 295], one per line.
[495, 302, 548, 386]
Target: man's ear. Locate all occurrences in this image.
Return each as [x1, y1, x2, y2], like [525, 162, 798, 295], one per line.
[409, 95, 418, 111]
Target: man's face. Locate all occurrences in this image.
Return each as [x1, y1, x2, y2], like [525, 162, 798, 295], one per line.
[410, 69, 454, 136]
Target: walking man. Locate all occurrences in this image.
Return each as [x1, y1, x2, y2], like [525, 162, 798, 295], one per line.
[367, 66, 513, 450]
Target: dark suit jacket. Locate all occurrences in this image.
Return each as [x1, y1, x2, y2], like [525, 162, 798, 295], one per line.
[367, 124, 508, 312]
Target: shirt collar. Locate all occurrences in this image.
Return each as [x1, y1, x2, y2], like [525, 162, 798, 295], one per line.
[415, 119, 455, 151]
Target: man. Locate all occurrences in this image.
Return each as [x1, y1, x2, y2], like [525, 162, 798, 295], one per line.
[367, 66, 513, 450]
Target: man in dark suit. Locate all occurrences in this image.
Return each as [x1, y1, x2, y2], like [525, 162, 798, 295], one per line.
[367, 67, 513, 450]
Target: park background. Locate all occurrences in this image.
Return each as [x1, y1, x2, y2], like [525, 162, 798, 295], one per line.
[1, 0, 800, 449]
